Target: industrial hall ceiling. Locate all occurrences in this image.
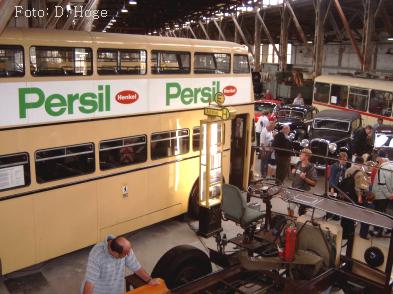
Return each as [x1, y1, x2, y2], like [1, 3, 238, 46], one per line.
[1, 0, 393, 44]
[93, 0, 393, 43]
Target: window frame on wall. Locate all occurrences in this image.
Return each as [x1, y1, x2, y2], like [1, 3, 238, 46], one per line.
[151, 50, 190, 74]
[0, 152, 30, 192]
[0, 45, 25, 78]
[30, 46, 93, 77]
[35, 143, 95, 183]
[97, 48, 147, 75]
[194, 52, 231, 74]
[99, 135, 147, 170]
[151, 129, 190, 160]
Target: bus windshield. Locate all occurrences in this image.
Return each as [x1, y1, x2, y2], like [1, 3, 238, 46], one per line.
[277, 110, 304, 119]
[313, 119, 350, 132]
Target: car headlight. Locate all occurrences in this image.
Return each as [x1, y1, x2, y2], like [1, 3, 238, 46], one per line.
[329, 143, 337, 153]
[300, 139, 309, 147]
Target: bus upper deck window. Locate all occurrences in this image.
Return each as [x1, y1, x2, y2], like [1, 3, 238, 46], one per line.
[30, 46, 92, 77]
[97, 48, 147, 75]
[194, 53, 230, 74]
[330, 84, 348, 107]
[313, 82, 330, 103]
[0, 45, 24, 78]
[348, 87, 369, 112]
[369, 90, 393, 117]
[35, 143, 95, 183]
[0, 152, 30, 192]
[234, 54, 250, 73]
[151, 51, 190, 74]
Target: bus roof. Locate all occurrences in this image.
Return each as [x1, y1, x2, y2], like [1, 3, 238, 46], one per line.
[0, 28, 248, 53]
[315, 75, 393, 92]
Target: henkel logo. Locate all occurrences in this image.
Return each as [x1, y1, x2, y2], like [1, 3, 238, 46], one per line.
[115, 90, 139, 104]
[223, 85, 237, 96]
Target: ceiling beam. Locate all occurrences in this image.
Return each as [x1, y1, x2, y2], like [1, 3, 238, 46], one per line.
[213, 19, 226, 41]
[333, 0, 364, 67]
[255, 10, 280, 58]
[46, 0, 68, 29]
[285, 0, 313, 55]
[198, 21, 210, 40]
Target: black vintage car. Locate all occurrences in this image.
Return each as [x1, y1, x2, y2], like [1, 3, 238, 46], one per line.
[300, 110, 362, 169]
[275, 104, 318, 141]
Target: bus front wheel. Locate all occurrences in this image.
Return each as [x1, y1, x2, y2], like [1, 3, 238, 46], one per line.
[151, 245, 212, 289]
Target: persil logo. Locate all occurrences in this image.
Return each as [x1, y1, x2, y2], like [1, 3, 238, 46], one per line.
[115, 90, 139, 104]
[223, 85, 237, 96]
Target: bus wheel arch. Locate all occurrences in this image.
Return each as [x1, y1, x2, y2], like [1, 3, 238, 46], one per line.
[151, 245, 212, 289]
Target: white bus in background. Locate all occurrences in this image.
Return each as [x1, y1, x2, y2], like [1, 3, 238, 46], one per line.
[313, 75, 393, 126]
[0, 28, 254, 274]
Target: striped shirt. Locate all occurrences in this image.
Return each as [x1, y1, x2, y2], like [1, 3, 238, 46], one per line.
[81, 236, 141, 294]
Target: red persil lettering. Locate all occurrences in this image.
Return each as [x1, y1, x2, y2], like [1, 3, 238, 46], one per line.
[223, 85, 237, 96]
[115, 90, 139, 104]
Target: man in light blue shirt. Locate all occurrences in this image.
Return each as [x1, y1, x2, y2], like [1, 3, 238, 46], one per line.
[82, 236, 159, 294]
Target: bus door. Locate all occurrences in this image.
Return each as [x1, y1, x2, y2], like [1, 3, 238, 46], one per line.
[229, 114, 247, 189]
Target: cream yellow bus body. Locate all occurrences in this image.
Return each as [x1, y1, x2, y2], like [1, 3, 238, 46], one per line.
[313, 75, 393, 126]
[0, 28, 253, 274]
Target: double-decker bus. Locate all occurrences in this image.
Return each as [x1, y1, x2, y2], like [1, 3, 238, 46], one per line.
[313, 75, 393, 126]
[0, 28, 254, 274]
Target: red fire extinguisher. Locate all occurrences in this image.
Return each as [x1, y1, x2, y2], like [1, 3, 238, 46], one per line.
[284, 224, 297, 262]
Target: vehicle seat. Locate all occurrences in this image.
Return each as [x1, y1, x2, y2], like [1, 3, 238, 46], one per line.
[222, 184, 265, 228]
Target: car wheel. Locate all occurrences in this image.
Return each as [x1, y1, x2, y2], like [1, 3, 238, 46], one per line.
[151, 245, 212, 289]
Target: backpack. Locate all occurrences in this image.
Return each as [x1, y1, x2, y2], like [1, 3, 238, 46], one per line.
[337, 169, 362, 202]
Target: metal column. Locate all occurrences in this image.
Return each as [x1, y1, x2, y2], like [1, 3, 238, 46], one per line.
[279, 2, 290, 72]
[362, 0, 376, 72]
[314, 0, 328, 76]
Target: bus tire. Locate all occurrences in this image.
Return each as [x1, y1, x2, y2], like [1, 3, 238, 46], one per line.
[188, 180, 199, 220]
[151, 245, 212, 289]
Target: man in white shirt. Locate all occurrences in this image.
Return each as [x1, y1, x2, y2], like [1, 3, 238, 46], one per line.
[293, 93, 304, 105]
[255, 111, 269, 153]
[260, 122, 274, 178]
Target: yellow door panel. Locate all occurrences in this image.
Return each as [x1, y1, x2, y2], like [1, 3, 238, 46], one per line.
[97, 171, 149, 229]
[34, 183, 97, 262]
[0, 197, 35, 274]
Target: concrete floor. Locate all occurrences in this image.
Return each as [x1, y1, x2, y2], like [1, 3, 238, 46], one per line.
[0, 160, 391, 293]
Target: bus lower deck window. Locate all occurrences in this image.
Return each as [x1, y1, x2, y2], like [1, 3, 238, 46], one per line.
[313, 82, 330, 103]
[99, 135, 147, 170]
[30, 46, 92, 76]
[330, 84, 348, 107]
[348, 87, 369, 111]
[35, 143, 95, 183]
[0, 152, 30, 191]
[151, 129, 190, 160]
[0, 45, 24, 78]
[369, 90, 393, 117]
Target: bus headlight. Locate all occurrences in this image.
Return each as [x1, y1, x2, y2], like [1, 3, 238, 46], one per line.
[300, 139, 309, 148]
[329, 143, 337, 153]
